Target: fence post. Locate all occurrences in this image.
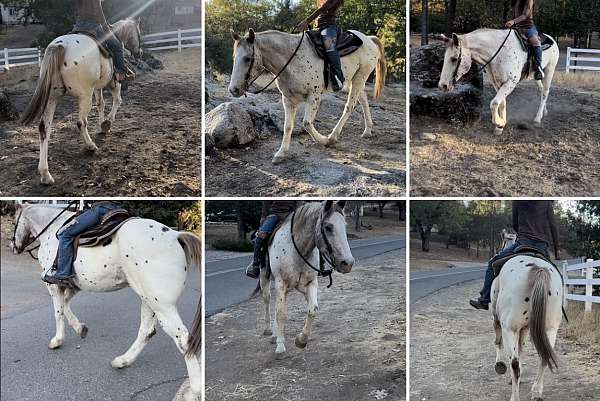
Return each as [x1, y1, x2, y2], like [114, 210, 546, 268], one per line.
[585, 259, 593, 313]
[37, 48, 41, 67]
[565, 47, 570, 74]
[562, 261, 568, 307]
[177, 29, 182, 52]
[3, 47, 9, 70]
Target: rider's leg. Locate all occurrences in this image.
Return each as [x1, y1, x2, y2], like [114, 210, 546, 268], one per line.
[470, 243, 518, 309]
[527, 27, 544, 80]
[322, 25, 345, 92]
[246, 214, 281, 278]
[100, 27, 128, 80]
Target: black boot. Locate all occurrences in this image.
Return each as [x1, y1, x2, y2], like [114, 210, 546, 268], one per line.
[245, 259, 260, 279]
[469, 298, 489, 310]
[325, 50, 345, 92]
[533, 45, 544, 80]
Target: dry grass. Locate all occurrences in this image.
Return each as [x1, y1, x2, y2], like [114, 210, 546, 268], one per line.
[552, 71, 600, 91]
[562, 302, 600, 353]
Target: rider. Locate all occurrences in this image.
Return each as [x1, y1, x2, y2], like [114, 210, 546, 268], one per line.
[469, 200, 560, 310]
[43, 201, 120, 287]
[505, 0, 544, 80]
[296, 0, 345, 92]
[73, 0, 131, 82]
[245, 200, 299, 279]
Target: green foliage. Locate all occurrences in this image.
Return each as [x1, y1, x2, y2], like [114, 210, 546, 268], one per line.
[562, 201, 600, 259]
[118, 201, 197, 228]
[213, 239, 254, 252]
[206, 0, 406, 79]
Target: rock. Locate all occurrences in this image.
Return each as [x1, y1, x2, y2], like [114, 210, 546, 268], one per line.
[0, 89, 19, 122]
[410, 42, 484, 123]
[417, 132, 437, 141]
[205, 102, 256, 148]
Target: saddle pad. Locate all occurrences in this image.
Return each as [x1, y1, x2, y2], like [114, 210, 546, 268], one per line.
[491, 251, 558, 278]
[78, 215, 135, 247]
[307, 29, 363, 59]
[516, 31, 554, 52]
[70, 30, 111, 58]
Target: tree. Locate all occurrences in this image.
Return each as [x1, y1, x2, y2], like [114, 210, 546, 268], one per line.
[410, 200, 446, 251]
[444, 0, 456, 36]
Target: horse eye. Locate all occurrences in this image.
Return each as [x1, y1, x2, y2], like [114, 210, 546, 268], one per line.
[451, 57, 458, 62]
[243, 56, 251, 63]
[325, 224, 334, 232]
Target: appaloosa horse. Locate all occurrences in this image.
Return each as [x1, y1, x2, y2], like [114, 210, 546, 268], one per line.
[20, 18, 142, 185]
[438, 29, 559, 134]
[10, 203, 202, 399]
[490, 237, 563, 401]
[258, 201, 355, 354]
[229, 29, 386, 163]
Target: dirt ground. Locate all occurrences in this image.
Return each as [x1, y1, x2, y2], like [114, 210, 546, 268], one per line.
[0, 50, 201, 196]
[411, 280, 600, 401]
[410, 80, 600, 197]
[410, 238, 488, 271]
[206, 77, 406, 197]
[205, 251, 406, 401]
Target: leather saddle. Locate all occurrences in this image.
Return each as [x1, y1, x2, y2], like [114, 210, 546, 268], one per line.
[71, 29, 112, 59]
[515, 31, 554, 79]
[491, 244, 556, 277]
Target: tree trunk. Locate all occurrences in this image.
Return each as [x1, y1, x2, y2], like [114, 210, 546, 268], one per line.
[502, 0, 510, 22]
[399, 202, 405, 221]
[444, 0, 457, 36]
[377, 201, 387, 218]
[237, 212, 246, 243]
[421, 0, 429, 45]
[353, 202, 362, 232]
[417, 222, 431, 252]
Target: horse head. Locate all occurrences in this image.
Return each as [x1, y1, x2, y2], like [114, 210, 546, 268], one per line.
[438, 33, 472, 92]
[10, 203, 33, 254]
[229, 28, 260, 97]
[113, 18, 143, 59]
[316, 201, 355, 274]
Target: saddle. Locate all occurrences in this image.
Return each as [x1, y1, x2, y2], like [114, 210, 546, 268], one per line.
[516, 31, 554, 80]
[491, 244, 555, 277]
[71, 29, 112, 58]
[307, 28, 363, 88]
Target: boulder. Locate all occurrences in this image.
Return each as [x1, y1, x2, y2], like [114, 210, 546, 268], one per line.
[205, 102, 256, 148]
[0, 89, 19, 122]
[410, 42, 484, 122]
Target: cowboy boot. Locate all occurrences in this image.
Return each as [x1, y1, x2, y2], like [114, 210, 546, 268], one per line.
[325, 50, 345, 92]
[533, 45, 544, 80]
[245, 258, 261, 279]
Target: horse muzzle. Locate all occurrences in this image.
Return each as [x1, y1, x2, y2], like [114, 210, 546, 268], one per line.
[438, 82, 453, 92]
[336, 258, 354, 274]
[228, 85, 245, 98]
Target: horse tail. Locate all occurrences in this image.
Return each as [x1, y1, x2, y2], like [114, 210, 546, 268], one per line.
[370, 36, 387, 99]
[177, 232, 202, 357]
[20, 45, 65, 125]
[529, 265, 558, 371]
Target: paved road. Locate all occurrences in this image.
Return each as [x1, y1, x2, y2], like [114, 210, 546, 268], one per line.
[206, 235, 405, 316]
[1, 250, 201, 401]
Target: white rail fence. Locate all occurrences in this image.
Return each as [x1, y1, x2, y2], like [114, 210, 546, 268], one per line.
[562, 259, 600, 313]
[0, 27, 201, 72]
[1, 47, 41, 71]
[565, 47, 600, 73]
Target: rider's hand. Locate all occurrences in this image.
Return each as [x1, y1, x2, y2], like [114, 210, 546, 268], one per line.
[295, 19, 309, 32]
[505, 20, 515, 28]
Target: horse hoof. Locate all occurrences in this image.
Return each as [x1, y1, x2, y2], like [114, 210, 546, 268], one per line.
[275, 344, 286, 354]
[361, 129, 372, 138]
[295, 333, 308, 349]
[48, 339, 62, 349]
[263, 329, 272, 336]
[110, 358, 128, 369]
[40, 174, 55, 186]
[493, 127, 504, 135]
[270, 336, 277, 344]
[325, 136, 338, 146]
[79, 325, 88, 339]
[272, 154, 286, 164]
[532, 397, 543, 401]
[100, 120, 112, 133]
[495, 361, 507, 375]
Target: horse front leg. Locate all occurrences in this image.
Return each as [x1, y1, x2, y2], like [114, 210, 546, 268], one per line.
[295, 279, 318, 349]
[358, 90, 374, 138]
[274, 278, 288, 354]
[490, 80, 517, 135]
[77, 91, 98, 151]
[102, 82, 122, 133]
[260, 269, 273, 336]
[38, 98, 58, 185]
[111, 302, 157, 368]
[63, 288, 87, 338]
[272, 96, 298, 164]
[46, 284, 66, 349]
[301, 93, 329, 146]
[328, 78, 364, 143]
[94, 89, 107, 132]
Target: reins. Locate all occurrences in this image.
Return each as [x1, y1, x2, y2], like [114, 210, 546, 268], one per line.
[290, 209, 335, 288]
[244, 30, 306, 95]
[12, 201, 77, 260]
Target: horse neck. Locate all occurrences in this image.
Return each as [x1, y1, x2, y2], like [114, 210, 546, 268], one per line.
[464, 29, 513, 65]
[256, 31, 302, 75]
[26, 207, 73, 238]
[290, 204, 320, 255]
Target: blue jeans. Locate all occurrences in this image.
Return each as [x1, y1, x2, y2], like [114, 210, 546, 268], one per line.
[524, 26, 539, 39]
[73, 20, 126, 73]
[252, 214, 281, 262]
[321, 25, 338, 51]
[479, 238, 548, 302]
[55, 205, 117, 279]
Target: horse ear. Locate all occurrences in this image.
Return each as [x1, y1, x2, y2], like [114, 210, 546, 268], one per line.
[324, 200, 334, 213]
[230, 29, 240, 42]
[439, 34, 451, 43]
[337, 201, 346, 210]
[452, 33, 460, 47]
[248, 28, 255, 44]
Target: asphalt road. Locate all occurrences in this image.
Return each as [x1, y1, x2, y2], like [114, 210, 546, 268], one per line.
[0, 250, 201, 401]
[206, 235, 406, 316]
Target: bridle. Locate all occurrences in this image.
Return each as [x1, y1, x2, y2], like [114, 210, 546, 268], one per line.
[11, 201, 77, 260]
[241, 30, 306, 96]
[290, 205, 343, 288]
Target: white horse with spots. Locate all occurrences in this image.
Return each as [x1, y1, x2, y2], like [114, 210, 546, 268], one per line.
[20, 18, 142, 185]
[10, 204, 203, 400]
[490, 238, 563, 401]
[229, 29, 386, 163]
[258, 201, 354, 354]
[438, 29, 559, 134]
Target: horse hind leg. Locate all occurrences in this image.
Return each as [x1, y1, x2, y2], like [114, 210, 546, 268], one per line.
[274, 279, 288, 354]
[63, 288, 87, 338]
[295, 279, 318, 349]
[301, 93, 329, 147]
[503, 329, 522, 401]
[493, 315, 506, 374]
[103, 82, 123, 133]
[38, 97, 58, 185]
[111, 302, 157, 368]
[94, 89, 108, 133]
[358, 90, 374, 138]
[260, 268, 273, 337]
[534, 67, 555, 124]
[530, 327, 558, 401]
[77, 91, 98, 151]
[328, 76, 365, 143]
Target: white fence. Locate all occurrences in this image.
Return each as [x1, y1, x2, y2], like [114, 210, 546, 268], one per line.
[15, 200, 84, 210]
[141, 28, 201, 52]
[565, 47, 600, 73]
[562, 259, 600, 313]
[1, 47, 41, 71]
